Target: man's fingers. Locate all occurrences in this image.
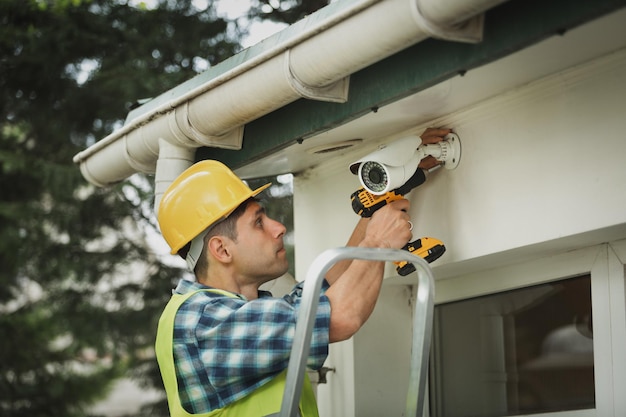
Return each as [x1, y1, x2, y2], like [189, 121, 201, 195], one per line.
[417, 155, 442, 170]
[388, 198, 410, 212]
[420, 127, 452, 144]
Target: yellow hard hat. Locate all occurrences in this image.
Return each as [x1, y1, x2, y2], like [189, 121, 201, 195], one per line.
[157, 160, 271, 255]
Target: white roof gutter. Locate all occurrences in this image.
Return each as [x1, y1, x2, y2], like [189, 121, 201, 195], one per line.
[72, 0, 509, 211]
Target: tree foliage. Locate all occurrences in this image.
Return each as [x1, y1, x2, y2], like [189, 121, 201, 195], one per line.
[1, 1, 240, 416]
[248, 0, 331, 24]
[0, 0, 328, 416]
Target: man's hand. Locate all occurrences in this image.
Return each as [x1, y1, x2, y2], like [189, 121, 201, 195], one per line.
[418, 127, 453, 170]
[362, 199, 412, 250]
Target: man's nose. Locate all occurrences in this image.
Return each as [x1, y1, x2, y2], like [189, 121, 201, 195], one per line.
[271, 218, 286, 238]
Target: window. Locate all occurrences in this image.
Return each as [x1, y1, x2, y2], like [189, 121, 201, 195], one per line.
[427, 241, 626, 416]
[430, 275, 594, 417]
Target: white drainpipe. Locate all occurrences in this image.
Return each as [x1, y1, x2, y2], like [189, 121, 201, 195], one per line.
[153, 140, 196, 212]
[72, 0, 509, 213]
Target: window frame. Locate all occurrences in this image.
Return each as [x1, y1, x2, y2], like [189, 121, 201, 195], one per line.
[428, 240, 626, 417]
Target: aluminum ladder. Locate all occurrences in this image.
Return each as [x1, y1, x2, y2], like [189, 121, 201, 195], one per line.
[275, 246, 435, 417]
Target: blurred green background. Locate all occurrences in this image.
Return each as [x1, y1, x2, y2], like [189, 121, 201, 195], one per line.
[0, 1, 328, 416]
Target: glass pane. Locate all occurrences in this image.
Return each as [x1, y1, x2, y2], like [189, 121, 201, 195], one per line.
[430, 275, 594, 417]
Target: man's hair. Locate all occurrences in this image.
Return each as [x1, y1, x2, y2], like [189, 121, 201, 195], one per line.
[193, 197, 257, 278]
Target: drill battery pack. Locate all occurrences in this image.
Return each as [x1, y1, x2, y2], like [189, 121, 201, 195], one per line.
[395, 237, 446, 276]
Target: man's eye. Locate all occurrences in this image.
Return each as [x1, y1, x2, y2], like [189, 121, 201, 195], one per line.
[256, 218, 263, 227]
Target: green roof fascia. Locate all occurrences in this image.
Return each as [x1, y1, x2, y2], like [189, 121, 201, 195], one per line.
[198, 0, 626, 169]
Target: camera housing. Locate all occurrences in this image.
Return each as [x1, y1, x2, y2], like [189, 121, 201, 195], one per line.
[349, 133, 461, 195]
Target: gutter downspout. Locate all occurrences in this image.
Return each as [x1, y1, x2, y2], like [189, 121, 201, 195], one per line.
[72, 0, 510, 213]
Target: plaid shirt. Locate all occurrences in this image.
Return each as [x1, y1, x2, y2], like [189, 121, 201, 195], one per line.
[172, 278, 331, 413]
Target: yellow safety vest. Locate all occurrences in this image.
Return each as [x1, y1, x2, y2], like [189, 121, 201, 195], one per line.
[155, 289, 320, 417]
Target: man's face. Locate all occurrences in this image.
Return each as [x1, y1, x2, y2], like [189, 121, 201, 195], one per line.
[229, 201, 289, 283]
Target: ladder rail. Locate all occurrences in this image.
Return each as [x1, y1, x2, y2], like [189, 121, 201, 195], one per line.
[277, 247, 435, 417]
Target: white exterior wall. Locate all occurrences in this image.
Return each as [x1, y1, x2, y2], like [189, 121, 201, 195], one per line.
[293, 47, 626, 416]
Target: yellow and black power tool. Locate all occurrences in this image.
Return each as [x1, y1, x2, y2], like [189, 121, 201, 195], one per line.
[395, 237, 446, 276]
[350, 168, 446, 275]
[351, 168, 427, 217]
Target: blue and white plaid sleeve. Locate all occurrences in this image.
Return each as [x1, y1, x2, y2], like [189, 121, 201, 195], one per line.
[172, 279, 331, 413]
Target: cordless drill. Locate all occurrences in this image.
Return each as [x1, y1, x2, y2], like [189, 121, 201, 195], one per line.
[351, 168, 427, 217]
[350, 168, 446, 275]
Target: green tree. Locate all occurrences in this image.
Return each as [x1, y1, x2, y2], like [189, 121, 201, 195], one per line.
[248, 0, 331, 24]
[0, 0, 329, 416]
[0, 1, 240, 416]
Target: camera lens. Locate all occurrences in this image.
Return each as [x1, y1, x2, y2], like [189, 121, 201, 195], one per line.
[360, 161, 388, 193]
[368, 169, 383, 184]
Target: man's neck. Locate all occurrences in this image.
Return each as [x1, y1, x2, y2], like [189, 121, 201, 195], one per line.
[199, 272, 261, 301]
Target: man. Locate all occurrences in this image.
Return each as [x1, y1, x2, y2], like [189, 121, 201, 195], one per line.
[155, 128, 450, 417]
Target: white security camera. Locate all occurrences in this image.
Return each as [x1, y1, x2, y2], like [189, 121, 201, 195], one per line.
[349, 133, 461, 195]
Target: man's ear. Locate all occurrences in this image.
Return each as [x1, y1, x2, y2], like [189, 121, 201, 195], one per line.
[207, 236, 233, 263]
